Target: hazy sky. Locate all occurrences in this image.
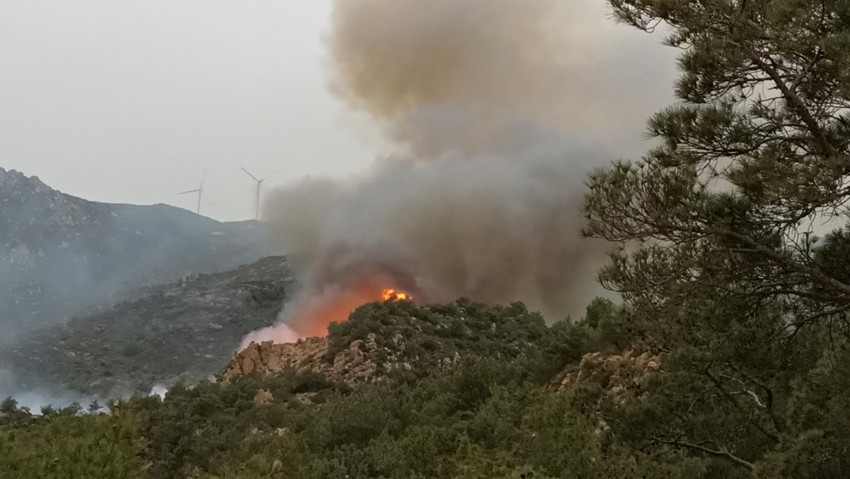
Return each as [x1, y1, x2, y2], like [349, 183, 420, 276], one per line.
[0, 0, 678, 221]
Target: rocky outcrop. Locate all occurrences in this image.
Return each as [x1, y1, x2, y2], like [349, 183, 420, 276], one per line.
[224, 337, 329, 382]
[253, 389, 273, 406]
[551, 349, 660, 399]
[223, 332, 395, 386]
[329, 335, 381, 382]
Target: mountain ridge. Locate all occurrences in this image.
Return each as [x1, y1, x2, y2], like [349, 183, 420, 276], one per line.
[0, 167, 279, 335]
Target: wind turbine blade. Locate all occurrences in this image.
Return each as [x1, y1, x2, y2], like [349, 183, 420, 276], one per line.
[240, 167, 259, 182]
[261, 169, 284, 181]
[177, 189, 200, 195]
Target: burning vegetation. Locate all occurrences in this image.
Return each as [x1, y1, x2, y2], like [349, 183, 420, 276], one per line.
[251, 0, 611, 350]
[381, 289, 412, 303]
[242, 285, 417, 346]
[291, 286, 414, 337]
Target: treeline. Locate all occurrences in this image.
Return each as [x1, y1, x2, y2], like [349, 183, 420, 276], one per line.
[0, 298, 701, 479]
[4, 292, 845, 478]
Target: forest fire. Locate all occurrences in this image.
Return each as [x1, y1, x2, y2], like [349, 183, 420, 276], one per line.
[382, 289, 413, 302]
[289, 287, 414, 337]
[241, 285, 418, 347]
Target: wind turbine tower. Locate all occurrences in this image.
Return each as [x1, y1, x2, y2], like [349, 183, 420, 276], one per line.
[241, 167, 280, 220]
[177, 173, 206, 215]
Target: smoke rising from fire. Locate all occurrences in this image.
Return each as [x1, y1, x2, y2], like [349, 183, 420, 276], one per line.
[266, 151, 605, 333]
[330, 0, 674, 158]
[247, 0, 673, 343]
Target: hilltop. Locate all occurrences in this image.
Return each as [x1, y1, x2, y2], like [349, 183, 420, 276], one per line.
[223, 298, 564, 385]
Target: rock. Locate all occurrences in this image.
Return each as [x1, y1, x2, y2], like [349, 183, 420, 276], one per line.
[253, 389, 273, 406]
[222, 299, 555, 387]
[223, 334, 385, 386]
[552, 349, 661, 401]
[223, 337, 329, 383]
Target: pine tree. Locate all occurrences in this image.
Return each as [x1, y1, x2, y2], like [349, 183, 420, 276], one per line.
[584, 0, 850, 473]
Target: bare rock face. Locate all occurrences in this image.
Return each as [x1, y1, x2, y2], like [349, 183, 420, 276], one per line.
[551, 350, 661, 400]
[223, 337, 330, 383]
[224, 333, 396, 385]
[331, 335, 380, 383]
[253, 389, 273, 406]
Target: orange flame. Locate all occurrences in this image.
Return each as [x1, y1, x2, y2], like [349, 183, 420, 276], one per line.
[286, 286, 414, 339]
[382, 289, 413, 302]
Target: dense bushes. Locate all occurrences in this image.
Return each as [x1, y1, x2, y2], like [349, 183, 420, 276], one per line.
[122, 356, 698, 478]
[0, 298, 659, 479]
[5, 295, 844, 477]
[0, 406, 143, 478]
[327, 299, 554, 361]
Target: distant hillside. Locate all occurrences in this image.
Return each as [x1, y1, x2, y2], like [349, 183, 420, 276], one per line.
[1, 256, 294, 398]
[0, 167, 279, 335]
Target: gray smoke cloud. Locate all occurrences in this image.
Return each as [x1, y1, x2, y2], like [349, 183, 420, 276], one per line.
[267, 146, 606, 322]
[251, 0, 661, 341]
[329, 0, 674, 157]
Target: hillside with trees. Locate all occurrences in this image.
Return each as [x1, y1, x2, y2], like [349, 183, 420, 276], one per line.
[1, 298, 694, 479]
[2, 0, 850, 477]
[584, 0, 850, 475]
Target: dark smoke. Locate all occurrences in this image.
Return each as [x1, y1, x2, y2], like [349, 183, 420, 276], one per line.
[247, 0, 669, 343]
[269, 148, 606, 318]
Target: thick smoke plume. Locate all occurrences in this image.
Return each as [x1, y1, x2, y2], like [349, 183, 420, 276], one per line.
[330, 0, 674, 158]
[247, 0, 656, 343]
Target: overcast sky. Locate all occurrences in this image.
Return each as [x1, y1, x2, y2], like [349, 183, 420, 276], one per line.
[0, 0, 678, 222]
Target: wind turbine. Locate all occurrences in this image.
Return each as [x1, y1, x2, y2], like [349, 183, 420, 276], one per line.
[241, 167, 281, 220]
[177, 172, 207, 215]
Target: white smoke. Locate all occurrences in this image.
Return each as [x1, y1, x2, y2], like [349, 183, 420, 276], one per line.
[149, 384, 169, 400]
[240, 320, 300, 348]
[0, 367, 100, 414]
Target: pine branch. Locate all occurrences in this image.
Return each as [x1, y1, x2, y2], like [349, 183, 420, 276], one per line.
[651, 436, 755, 470]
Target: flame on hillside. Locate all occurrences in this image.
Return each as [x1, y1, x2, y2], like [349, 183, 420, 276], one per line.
[288, 285, 410, 337]
[240, 285, 415, 348]
[240, 0, 621, 351]
[382, 289, 412, 302]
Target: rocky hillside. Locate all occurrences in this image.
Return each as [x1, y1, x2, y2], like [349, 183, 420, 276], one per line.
[225, 301, 662, 394]
[550, 349, 660, 400]
[1, 297, 701, 478]
[0, 167, 278, 336]
[223, 334, 398, 386]
[223, 298, 571, 386]
[0, 256, 294, 398]
[223, 337, 331, 382]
